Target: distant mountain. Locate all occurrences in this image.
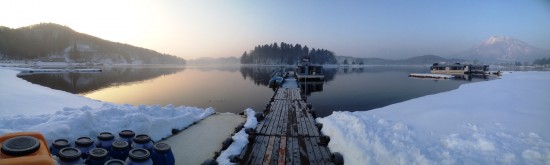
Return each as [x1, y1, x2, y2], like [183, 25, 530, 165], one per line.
[455, 36, 549, 63]
[337, 55, 465, 65]
[187, 57, 239, 65]
[0, 23, 185, 65]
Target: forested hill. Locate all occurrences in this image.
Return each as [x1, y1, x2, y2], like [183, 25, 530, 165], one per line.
[240, 42, 337, 65]
[0, 23, 185, 65]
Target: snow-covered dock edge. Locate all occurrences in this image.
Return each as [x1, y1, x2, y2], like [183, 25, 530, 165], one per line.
[214, 108, 258, 165]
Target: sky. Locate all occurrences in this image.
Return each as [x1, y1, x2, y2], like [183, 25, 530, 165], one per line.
[1, 0, 550, 59]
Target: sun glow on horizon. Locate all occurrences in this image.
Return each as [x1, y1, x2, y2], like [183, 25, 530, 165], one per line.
[2, 0, 550, 59]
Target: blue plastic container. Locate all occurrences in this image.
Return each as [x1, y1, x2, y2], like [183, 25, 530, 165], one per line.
[118, 130, 135, 145]
[74, 137, 95, 160]
[96, 132, 115, 151]
[125, 148, 153, 165]
[151, 142, 175, 165]
[131, 134, 153, 151]
[110, 140, 130, 161]
[87, 148, 109, 165]
[57, 147, 85, 165]
[104, 159, 126, 165]
[50, 138, 70, 157]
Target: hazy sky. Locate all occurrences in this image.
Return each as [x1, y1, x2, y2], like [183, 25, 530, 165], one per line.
[2, 0, 550, 59]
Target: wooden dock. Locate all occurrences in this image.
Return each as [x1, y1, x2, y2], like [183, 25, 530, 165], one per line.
[237, 81, 338, 165]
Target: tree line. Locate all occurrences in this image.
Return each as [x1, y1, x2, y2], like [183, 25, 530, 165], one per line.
[240, 42, 337, 65]
[533, 57, 550, 66]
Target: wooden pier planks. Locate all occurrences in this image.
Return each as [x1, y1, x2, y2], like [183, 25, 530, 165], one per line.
[239, 88, 334, 165]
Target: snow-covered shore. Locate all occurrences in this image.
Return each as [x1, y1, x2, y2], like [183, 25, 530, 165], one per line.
[0, 69, 103, 116]
[318, 72, 550, 165]
[0, 68, 214, 143]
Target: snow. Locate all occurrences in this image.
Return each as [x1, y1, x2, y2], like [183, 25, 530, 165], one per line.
[318, 72, 550, 165]
[0, 104, 214, 143]
[0, 68, 214, 144]
[0, 68, 103, 116]
[217, 108, 258, 165]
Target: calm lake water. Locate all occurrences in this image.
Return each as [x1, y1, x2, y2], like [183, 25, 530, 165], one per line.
[18, 66, 489, 117]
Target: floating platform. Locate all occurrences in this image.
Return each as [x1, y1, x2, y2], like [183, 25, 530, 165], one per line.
[161, 113, 245, 165]
[409, 73, 454, 79]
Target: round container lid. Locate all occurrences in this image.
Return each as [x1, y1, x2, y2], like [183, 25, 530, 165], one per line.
[111, 141, 129, 150]
[97, 132, 114, 141]
[75, 137, 94, 146]
[104, 159, 126, 165]
[1, 136, 40, 156]
[133, 134, 151, 144]
[52, 139, 70, 149]
[153, 142, 171, 153]
[128, 148, 150, 161]
[58, 147, 82, 161]
[119, 130, 135, 138]
[89, 148, 108, 159]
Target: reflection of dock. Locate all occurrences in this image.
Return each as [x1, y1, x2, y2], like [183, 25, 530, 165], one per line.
[300, 81, 324, 95]
[238, 74, 341, 164]
[296, 74, 325, 81]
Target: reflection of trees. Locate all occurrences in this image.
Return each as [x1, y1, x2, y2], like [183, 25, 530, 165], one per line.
[336, 66, 427, 74]
[188, 66, 240, 72]
[239, 66, 338, 87]
[18, 67, 184, 94]
[239, 66, 422, 87]
[240, 66, 281, 86]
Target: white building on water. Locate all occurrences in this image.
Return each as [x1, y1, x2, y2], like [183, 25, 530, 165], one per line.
[430, 63, 489, 75]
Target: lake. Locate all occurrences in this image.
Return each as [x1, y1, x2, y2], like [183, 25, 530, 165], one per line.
[18, 66, 490, 117]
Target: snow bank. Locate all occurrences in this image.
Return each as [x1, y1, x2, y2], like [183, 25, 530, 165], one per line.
[0, 68, 103, 116]
[318, 72, 550, 165]
[217, 108, 257, 165]
[0, 104, 214, 143]
[0, 67, 214, 144]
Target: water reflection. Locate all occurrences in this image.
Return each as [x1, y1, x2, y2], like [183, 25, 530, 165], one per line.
[18, 67, 184, 94]
[300, 81, 324, 95]
[16, 65, 490, 117]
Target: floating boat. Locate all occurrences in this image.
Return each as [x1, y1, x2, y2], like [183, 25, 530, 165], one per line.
[269, 76, 284, 87]
[268, 69, 285, 88]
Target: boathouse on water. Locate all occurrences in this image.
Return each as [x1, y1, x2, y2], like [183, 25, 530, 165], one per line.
[296, 56, 324, 81]
[430, 63, 489, 75]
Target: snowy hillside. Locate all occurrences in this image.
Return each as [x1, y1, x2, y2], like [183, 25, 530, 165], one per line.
[456, 36, 549, 63]
[318, 72, 550, 164]
[0, 23, 185, 65]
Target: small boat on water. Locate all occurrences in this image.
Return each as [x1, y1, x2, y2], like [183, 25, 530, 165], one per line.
[296, 56, 324, 81]
[269, 69, 285, 88]
[269, 76, 284, 87]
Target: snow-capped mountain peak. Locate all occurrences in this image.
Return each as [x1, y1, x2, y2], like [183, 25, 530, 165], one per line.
[456, 35, 548, 63]
[479, 35, 529, 48]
